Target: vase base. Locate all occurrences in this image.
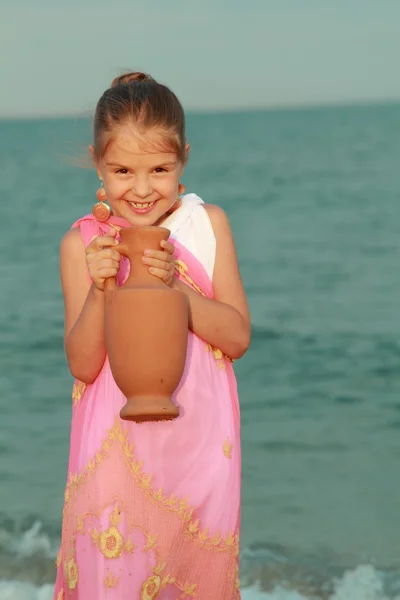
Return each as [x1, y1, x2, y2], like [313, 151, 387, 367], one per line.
[120, 396, 180, 423]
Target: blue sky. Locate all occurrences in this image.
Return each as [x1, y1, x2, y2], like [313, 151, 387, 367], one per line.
[1, 0, 400, 117]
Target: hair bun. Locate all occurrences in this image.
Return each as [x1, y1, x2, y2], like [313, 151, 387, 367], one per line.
[111, 72, 152, 88]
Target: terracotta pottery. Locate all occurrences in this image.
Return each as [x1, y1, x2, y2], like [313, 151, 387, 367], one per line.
[104, 226, 188, 422]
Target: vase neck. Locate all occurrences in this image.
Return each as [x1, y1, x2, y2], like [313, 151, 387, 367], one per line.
[125, 251, 165, 288]
[119, 226, 170, 288]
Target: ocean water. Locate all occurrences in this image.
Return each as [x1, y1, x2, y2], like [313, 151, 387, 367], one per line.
[0, 103, 400, 599]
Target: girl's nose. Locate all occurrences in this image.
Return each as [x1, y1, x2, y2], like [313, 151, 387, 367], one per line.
[132, 177, 152, 199]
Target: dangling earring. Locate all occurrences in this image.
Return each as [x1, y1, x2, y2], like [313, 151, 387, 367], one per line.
[178, 182, 186, 195]
[92, 180, 111, 221]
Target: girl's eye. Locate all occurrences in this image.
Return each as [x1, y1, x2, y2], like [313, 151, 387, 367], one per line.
[154, 167, 167, 173]
[116, 169, 129, 174]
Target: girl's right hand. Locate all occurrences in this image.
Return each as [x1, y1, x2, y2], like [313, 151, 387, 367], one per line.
[85, 227, 121, 291]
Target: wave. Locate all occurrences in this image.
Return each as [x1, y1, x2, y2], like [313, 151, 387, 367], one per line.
[0, 581, 54, 600]
[0, 519, 399, 599]
[0, 519, 57, 590]
[1, 566, 400, 600]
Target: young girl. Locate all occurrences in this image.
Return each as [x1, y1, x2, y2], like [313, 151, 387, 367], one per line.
[54, 71, 250, 600]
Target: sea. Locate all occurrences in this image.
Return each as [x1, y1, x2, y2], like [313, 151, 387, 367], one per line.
[0, 103, 400, 599]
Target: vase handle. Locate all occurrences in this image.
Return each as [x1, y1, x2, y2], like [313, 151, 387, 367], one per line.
[104, 242, 129, 294]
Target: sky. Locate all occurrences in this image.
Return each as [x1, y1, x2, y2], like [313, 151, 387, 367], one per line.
[1, 0, 400, 117]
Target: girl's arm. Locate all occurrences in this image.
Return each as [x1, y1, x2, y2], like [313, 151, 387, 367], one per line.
[60, 228, 107, 383]
[173, 204, 251, 359]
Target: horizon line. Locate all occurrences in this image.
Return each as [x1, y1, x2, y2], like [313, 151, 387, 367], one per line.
[1, 96, 399, 122]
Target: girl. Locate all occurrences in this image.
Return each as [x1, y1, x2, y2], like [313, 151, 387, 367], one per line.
[54, 71, 250, 600]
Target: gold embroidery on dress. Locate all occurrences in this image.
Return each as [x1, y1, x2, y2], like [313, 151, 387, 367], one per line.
[104, 571, 120, 588]
[175, 260, 204, 297]
[142, 574, 162, 600]
[107, 222, 122, 233]
[56, 549, 62, 567]
[144, 532, 158, 552]
[63, 418, 240, 556]
[65, 556, 78, 590]
[235, 557, 241, 591]
[141, 562, 192, 600]
[76, 515, 84, 533]
[175, 259, 233, 366]
[182, 582, 197, 597]
[89, 504, 135, 559]
[205, 343, 226, 369]
[72, 380, 86, 406]
[62, 423, 240, 596]
[56, 590, 64, 600]
[223, 438, 233, 459]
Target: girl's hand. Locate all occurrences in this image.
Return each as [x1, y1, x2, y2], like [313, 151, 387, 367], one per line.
[85, 227, 121, 292]
[142, 239, 175, 286]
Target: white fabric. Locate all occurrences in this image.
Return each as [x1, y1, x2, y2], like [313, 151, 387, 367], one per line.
[163, 193, 216, 280]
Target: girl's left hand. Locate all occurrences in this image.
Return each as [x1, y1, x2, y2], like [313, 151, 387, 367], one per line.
[142, 240, 175, 286]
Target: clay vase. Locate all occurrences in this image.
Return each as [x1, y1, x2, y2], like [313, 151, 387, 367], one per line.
[104, 226, 188, 422]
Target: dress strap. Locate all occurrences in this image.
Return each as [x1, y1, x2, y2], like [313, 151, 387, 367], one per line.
[162, 194, 204, 236]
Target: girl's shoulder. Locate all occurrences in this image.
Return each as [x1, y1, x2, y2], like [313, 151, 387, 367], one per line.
[179, 194, 233, 246]
[64, 214, 104, 249]
[203, 204, 232, 237]
[60, 226, 86, 265]
[61, 216, 90, 246]
[180, 194, 226, 225]
[203, 203, 226, 219]
[61, 214, 95, 240]
[182, 193, 229, 224]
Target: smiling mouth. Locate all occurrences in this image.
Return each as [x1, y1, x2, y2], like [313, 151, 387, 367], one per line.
[128, 200, 157, 209]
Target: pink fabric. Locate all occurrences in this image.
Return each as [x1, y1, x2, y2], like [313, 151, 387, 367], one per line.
[53, 214, 241, 600]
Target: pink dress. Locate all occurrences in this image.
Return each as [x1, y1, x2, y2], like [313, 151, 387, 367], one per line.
[53, 194, 241, 600]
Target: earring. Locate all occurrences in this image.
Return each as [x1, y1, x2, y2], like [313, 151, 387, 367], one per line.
[178, 182, 186, 195]
[92, 180, 111, 221]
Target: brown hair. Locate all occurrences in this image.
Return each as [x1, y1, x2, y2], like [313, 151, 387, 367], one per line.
[93, 71, 186, 161]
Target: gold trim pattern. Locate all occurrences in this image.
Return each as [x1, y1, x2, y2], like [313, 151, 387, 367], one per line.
[175, 259, 233, 366]
[144, 532, 158, 552]
[107, 223, 121, 233]
[72, 380, 86, 406]
[104, 571, 120, 588]
[175, 259, 205, 297]
[141, 574, 162, 600]
[89, 504, 135, 559]
[64, 418, 240, 557]
[205, 343, 226, 369]
[66, 556, 78, 590]
[141, 562, 196, 600]
[223, 438, 233, 459]
[56, 591, 64, 600]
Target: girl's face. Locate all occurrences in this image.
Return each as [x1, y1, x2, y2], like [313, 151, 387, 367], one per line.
[95, 125, 186, 226]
